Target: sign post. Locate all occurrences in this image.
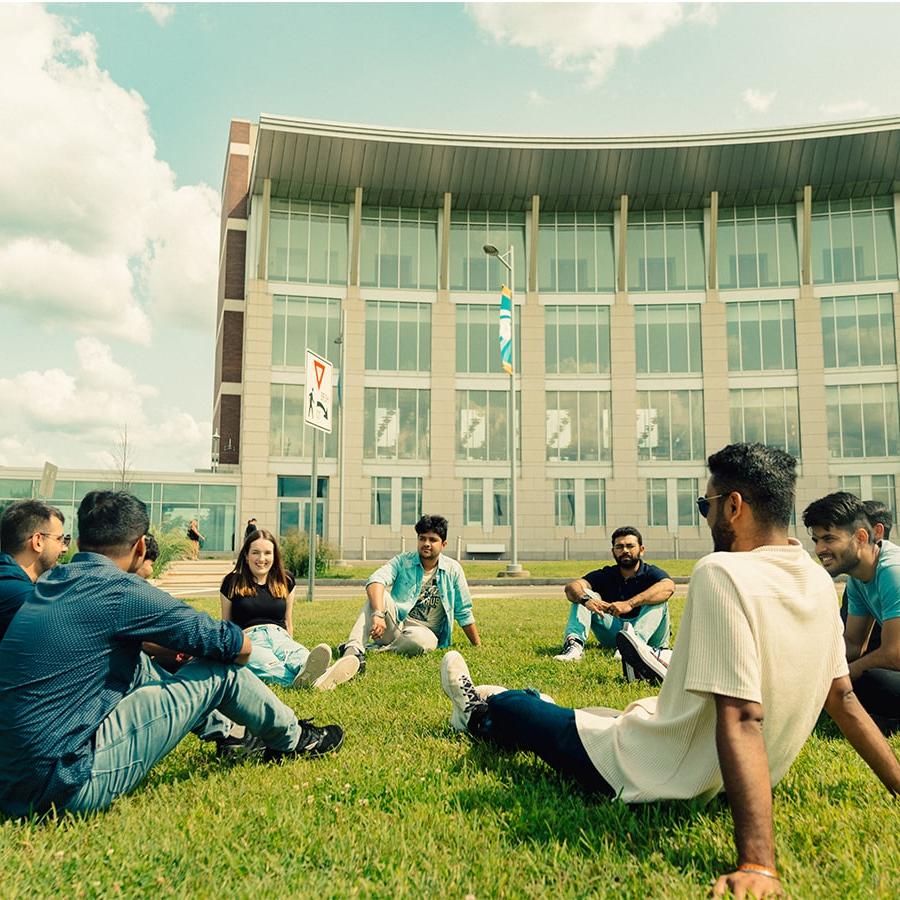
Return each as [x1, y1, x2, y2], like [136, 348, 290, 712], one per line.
[38, 462, 58, 499]
[303, 350, 333, 602]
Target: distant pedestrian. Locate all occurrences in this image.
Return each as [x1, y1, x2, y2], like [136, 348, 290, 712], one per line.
[186, 519, 204, 560]
[244, 518, 258, 540]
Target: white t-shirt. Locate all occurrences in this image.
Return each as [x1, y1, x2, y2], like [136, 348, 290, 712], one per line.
[405, 565, 445, 635]
[575, 540, 848, 804]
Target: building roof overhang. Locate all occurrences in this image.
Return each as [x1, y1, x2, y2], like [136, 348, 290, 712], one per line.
[249, 114, 900, 211]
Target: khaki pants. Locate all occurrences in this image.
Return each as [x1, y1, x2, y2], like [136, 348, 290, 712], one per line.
[344, 595, 439, 657]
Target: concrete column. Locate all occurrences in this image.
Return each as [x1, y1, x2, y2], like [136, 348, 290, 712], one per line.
[256, 179, 271, 280]
[427, 288, 458, 528]
[801, 185, 813, 286]
[349, 187, 363, 287]
[440, 192, 451, 291]
[529, 195, 540, 294]
[700, 297, 730, 458]
[617, 194, 629, 293]
[339, 282, 367, 543]
[707, 191, 718, 290]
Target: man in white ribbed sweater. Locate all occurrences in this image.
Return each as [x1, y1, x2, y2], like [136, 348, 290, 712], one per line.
[442, 443, 900, 899]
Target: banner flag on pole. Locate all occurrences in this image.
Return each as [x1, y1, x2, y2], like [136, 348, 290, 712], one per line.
[498, 284, 513, 374]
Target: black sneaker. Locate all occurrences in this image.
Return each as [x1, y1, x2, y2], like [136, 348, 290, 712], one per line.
[337, 642, 366, 676]
[264, 720, 345, 761]
[214, 732, 265, 761]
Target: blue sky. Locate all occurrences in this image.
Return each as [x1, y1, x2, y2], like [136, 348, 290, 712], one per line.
[2, 2, 900, 472]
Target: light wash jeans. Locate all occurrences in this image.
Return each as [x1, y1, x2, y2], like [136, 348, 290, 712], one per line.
[245, 624, 311, 687]
[64, 656, 301, 813]
[564, 601, 669, 649]
[344, 595, 439, 656]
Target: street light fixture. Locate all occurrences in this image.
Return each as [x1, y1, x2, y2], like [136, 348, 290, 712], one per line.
[482, 243, 524, 576]
[334, 319, 345, 562]
[211, 429, 220, 473]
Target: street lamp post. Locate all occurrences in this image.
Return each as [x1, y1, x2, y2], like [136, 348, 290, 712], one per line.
[211, 429, 220, 473]
[334, 311, 346, 562]
[483, 243, 524, 576]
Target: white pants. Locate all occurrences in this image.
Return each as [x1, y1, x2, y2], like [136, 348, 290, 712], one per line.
[344, 595, 439, 656]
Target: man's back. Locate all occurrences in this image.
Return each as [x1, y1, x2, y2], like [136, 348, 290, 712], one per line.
[0, 552, 33, 639]
[576, 541, 847, 803]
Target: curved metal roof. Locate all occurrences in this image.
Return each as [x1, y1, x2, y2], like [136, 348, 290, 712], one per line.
[250, 114, 900, 212]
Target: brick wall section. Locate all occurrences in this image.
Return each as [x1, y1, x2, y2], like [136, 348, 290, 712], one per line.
[229, 120, 250, 143]
[224, 229, 246, 299]
[221, 310, 243, 382]
[219, 394, 242, 465]
[225, 153, 249, 219]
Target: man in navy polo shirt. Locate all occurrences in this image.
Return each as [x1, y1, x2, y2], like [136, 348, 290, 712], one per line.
[554, 526, 674, 665]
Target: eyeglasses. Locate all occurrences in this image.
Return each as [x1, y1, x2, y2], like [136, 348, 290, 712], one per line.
[696, 494, 726, 518]
[38, 532, 71, 547]
[613, 543, 639, 552]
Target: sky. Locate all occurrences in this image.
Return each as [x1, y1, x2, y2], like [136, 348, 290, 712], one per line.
[2, 1, 900, 473]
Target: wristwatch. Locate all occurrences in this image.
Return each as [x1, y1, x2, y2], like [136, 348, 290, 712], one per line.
[371, 610, 386, 619]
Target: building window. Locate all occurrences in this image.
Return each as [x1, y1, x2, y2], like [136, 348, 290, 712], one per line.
[676, 478, 700, 526]
[838, 474, 896, 516]
[717, 204, 799, 289]
[462, 478, 510, 528]
[268, 200, 348, 285]
[493, 478, 510, 527]
[826, 383, 900, 458]
[553, 478, 607, 529]
[463, 478, 483, 526]
[456, 390, 519, 461]
[272, 296, 342, 367]
[270, 385, 339, 458]
[646, 478, 668, 526]
[450, 211, 526, 293]
[456, 304, 521, 374]
[277, 476, 327, 539]
[538, 212, 615, 292]
[400, 477, 423, 525]
[360, 207, 438, 290]
[726, 300, 797, 372]
[365, 301, 431, 371]
[627, 209, 705, 292]
[812, 196, 898, 284]
[647, 477, 699, 527]
[636, 390, 705, 461]
[821, 294, 896, 369]
[555, 479, 576, 526]
[584, 478, 605, 527]
[363, 388, 431, 460]
[545, 390, 612, 462]
[544, 305, 611, 374]
[730, 388, 801, 456]
[634, 304, 702, 374]
[370, 476, 423, 527]
[370, 477, 392, 526]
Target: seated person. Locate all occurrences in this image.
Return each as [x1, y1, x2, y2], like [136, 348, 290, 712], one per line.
[441, 443, 900, 898]
[554, 526, 674, 670]
[0, 490, 343, 817]
[804, 491, 900, 735]
[338, 514, 480, 671]
[220, 528, 358, 690]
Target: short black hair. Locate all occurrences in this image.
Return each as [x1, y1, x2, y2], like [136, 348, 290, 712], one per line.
[415, 514, 448, 542]
[0, 500, 65, 555]
[143, 533, 160, 562]
[77, 491, 149, 554]
[611, 526, 642, 547]
[802, 491, 873, 541]
[864, 499, 893, 540]
[707, 442, 797, 528]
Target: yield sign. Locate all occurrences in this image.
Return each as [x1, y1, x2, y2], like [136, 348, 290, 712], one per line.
[304, 349, 333, 434]
[313, 359, 326, 390]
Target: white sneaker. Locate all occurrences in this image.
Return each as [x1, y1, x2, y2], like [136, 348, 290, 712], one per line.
[553, 636, 585, 662]
[293, 643, 332, 688]
[441, 651, 487, 732]
[615, 627, 671, 686]
[312, 654, 360, 690]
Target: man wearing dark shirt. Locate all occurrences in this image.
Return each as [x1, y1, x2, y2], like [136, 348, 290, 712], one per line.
[554, 526, 675, 665]
[0, 499, 70, 640]
[0, 491, 343, 817]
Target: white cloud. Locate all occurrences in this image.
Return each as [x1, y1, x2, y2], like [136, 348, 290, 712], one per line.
[0, 339, 210, 471]
[467, 2, 717, 86]
[0, 5, 219, 340]
[819, 100, 880, 120]
[141, 4, 175, 27]
[742, 88, 777, 113]
[527, 89, 547, 106]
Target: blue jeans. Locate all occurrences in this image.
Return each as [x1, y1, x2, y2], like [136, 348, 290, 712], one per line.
[471, 690, 614, 796]
[64, 657, 301, 813]
[565, 601, 669, 649]
[245, 624, 311, 686]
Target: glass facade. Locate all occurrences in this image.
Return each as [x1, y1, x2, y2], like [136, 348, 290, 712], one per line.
[821, 294, 896, 369]
[268, 200, 348, 285]
[811, 196, 898, 284]
[634, 304, 702, 374]
[450, 211, 526, 293]
[544, 305, 611, 374]
[277, 476, 327, 539]
[838, 474, 897, 514]
[717, 205, 799, 289]
[636, 390, 705, 461]
[371, 477, 392, 526]
[538, 212, 615, 292]
[826, 383, 900, 458]
[677, 478, 700, 526]
[627, 209, 705, 292]
[365, 300, 432, 371]
[646, 478, 668, 526]
[272, 296, 341, 367]
[269, 384, 339, 458]
[730, 388, 801, 455]
[726, 300, 797, 372]
[363, 388, 430, 460]
[360, 207, 438, 290]
[545, 390, 612, 462]
[463, 478, 483, 526]
[456, 390, 519, 462]
[555, 479, 576, 526]
[456, 304, 521, 374]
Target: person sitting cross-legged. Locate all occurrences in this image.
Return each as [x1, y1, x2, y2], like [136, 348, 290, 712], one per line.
[0, 490, 344, 818]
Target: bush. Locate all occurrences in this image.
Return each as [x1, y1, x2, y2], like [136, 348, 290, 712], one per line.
[279, 530, 335, 578]
[151, 526, 193, 579]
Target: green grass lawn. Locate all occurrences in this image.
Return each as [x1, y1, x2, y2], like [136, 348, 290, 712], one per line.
[2, 596, 896, 898]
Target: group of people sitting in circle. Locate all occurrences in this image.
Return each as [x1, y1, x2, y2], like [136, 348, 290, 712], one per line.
[0, 441, 898, 898]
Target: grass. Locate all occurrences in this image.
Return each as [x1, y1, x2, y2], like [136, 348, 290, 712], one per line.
[325, 558, 699, 580]
[2, 595, 897, 898]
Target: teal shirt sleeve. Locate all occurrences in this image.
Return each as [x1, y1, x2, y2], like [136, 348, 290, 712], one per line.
[874, 559, 900, 622]
[366, 554, 402, 589]
[450, 563, 475, 627]
[845, 578, 870, 619]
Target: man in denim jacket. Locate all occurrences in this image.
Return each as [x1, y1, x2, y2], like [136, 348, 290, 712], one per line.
[339, 515, 480, 671]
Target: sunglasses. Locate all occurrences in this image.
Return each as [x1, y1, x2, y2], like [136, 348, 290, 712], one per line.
[696, 494, 726, 518]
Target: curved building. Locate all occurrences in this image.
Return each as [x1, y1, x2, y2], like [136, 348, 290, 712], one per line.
[215, 115, 900, 559]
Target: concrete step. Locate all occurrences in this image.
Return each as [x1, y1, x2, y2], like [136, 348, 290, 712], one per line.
[155, 559, 235, 591]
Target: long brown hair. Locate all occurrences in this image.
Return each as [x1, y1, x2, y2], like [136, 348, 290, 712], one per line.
[226, 528, 290, 598]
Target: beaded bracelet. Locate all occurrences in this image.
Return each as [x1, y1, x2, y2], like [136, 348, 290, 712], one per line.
[738, 863, 780, 880]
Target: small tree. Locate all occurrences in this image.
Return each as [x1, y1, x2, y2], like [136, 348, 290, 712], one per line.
[280, 530, 335, 578]
[107, 424, 136, 490]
